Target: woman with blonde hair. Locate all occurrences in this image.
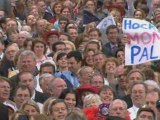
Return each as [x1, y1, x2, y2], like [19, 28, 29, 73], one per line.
[84, 22, 96, 35]
[83, 93, 102, 108]
[42, 97, 56, 116]
[20, 100, 40, 117]
[10, 110, 30, 120]
[63, 40, 76, 53]
[66, 107, 87, 120]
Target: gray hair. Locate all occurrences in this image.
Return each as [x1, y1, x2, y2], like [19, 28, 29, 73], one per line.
[19, 31, 32, 38]
[144, 80, 160, 90]
[39, 73, 54, 84]
[18, 50, 36, 61]
[78, 66, 93, 77]
[126, 69, 146, 81]
[90, 72, 104, 84]
[109, 99, 128, 110]
[83, 93, 102, 108]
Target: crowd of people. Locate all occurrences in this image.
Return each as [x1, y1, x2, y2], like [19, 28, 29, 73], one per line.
[0, 0, 160, 120]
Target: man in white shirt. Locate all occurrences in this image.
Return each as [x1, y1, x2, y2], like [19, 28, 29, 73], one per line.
[0, 39, 4, 61]
[128, 82, 147, 120]
[109, 99, 128, 119]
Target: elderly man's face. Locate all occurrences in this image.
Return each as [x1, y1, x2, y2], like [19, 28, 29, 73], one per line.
[109, 101, 127, 118]
[0, 80, 10, 102]
[128, 72, 144, 85]
[18, 55, 36, 73]
[5, 45, 18, 61]
[50, 78, 67, 98]
[153, 8, 160, 23]
[152, 0, 160, 10]
[0, 10, 5, 17]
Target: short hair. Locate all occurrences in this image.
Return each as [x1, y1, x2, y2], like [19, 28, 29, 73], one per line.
[67, 50, 83, 63]
[106, 25, 119, 34]
[126, 69, 146, 81]
[136, 107, 156, 120]
[141, 68, 155, 80]
[144, 80, 160, 90]
[52, 41, 66, 52]
[20, 100, 40, 113]
[78, 66, 93, 77]
[84, 40, 101, 52]
[56, 52, 67, 62]
[18, 31, 32, 38]
[93, 51, 106, 58]
[66, 26, 78, 33]
[39, 73, 54, 84]
[59, 32, 71, 41]
[49, 99, 67, 114]
[83, 93, 102, 108]
[130, 81, 148, 94]
[146, 88, 160, 98]
[109, 99, 127, 111]
[99, 85, 116, 99]
[63, 40, 76, 51]
[88, 28, 101, 37]
[13, 85, 32, 98]
[23, 38, 33, 49]
[48, 77, 63, 91]
[17, 71, 33, 83]
[104, 57, 119, 66]
[6, 27, 19, 36]
[115, 48, 124, 58]
[32, 38, 47, 54]
[90, 72, 104, 84]
[59, 16, 69, 23]
[6, 19, 18, 26]
[39, 62, 56, 74]
[0, 76, 10, 84]
[18, 50, 36, 62]
[5, 43, 19, 54]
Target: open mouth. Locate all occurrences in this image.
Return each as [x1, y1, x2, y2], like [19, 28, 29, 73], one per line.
[57, 115, 65, 119]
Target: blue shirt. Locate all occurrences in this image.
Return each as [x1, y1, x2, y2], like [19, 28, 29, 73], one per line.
[55, 70, 80, 88]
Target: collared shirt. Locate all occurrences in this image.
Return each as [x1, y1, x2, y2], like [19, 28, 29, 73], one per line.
[0, 52, 4, 61]
[128, 105, 139, 120]
[31, 90, 36, 101]
[109, 43, 118, 50]
[31, 90, 43, 113]
[55, 70, 80, 88]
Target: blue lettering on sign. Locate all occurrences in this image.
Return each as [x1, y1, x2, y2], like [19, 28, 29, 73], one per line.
[150, 45, 158, 59]
[124, 20, 156, 30]
[131, 45, 158, 64]
[139, 47, 148, 62]
[131, 45, 141, 64]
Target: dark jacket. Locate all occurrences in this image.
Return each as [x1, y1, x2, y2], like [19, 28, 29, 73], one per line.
[0, 103, 9, 120]
[34, 90, 48, 103]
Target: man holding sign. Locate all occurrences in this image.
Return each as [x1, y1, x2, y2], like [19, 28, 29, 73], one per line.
[122, 18, 160, 65]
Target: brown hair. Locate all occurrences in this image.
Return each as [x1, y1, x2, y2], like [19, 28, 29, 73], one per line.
[32, 38, 47, 54]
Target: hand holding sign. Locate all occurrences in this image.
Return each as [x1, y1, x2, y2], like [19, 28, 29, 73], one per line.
[121, 34, 131, 45]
